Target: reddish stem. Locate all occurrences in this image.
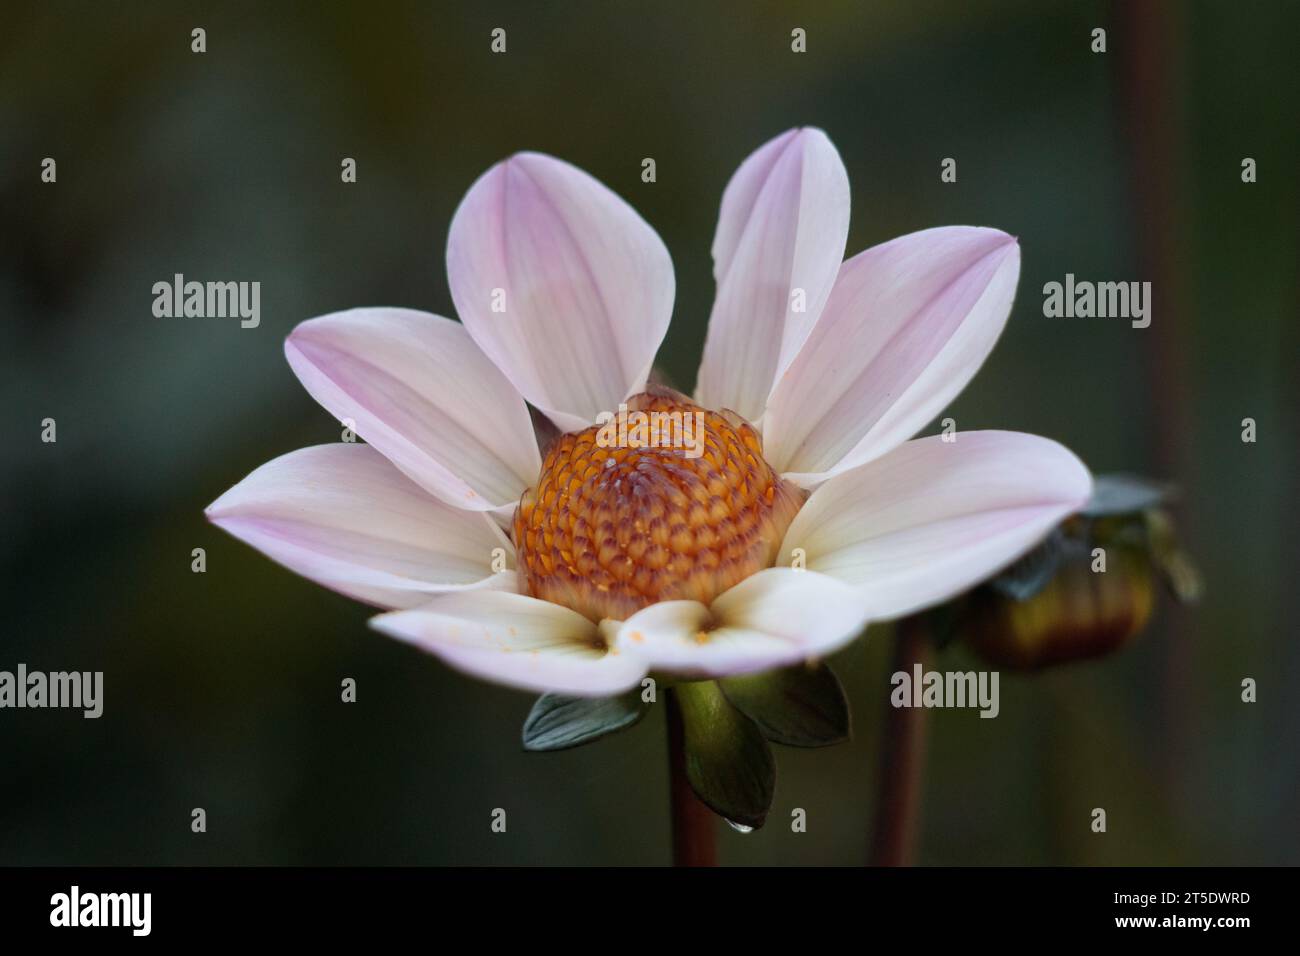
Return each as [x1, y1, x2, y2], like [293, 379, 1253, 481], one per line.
[666, 689, 717, 866]
[870, 616, 933, 866]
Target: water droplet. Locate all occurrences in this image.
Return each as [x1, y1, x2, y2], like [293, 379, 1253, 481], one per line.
[725, 819, 753, 834]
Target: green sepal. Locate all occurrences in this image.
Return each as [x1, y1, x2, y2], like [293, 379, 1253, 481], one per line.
[718, 664, 850, 748]
[675, 681, 775, 830]
[1145, 509, 1203, 604]
[521, 690, 646, 752]
[1082, 474, 1172, 517]
[988, 527, 1068, 601]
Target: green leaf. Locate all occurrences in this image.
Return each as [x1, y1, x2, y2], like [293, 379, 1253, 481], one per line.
[1082, 474, 1172, 517]
[718, 664, 850, 747]
[521, 691, 646, 752]
[675, 681, 775, 829]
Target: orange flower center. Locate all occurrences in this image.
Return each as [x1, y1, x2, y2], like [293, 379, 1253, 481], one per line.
[513, 389, 804, 622]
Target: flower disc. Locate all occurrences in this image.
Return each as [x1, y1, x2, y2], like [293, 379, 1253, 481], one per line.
[514, 390, 804, 622]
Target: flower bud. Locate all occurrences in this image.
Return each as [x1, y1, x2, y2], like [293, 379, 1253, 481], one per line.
[961, 532, 1155, 669]
[955, 475, 1198, 671]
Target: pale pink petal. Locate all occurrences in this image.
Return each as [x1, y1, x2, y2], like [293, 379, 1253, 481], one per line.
[446, 152, 674, 432]
[617, 600, 782, 676]
[205, 443, 516, 609]
[371, 592, 647, 697]
[764, 227, 1020, 482]
[615, 569, 869, 678]
[778, 432, 1092, 620]
[285, 308, 539, 514]
[695, 128, 850, 423]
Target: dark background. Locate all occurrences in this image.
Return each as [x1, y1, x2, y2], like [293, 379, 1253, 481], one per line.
[2, 0, 1296, 865]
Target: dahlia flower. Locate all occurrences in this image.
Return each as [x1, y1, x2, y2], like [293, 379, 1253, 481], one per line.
[206, 127, 1092, 698]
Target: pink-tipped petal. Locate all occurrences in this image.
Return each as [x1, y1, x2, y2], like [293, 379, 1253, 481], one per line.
[764, 227, 1020, 482]
[614, 569, 869, 678]
[371, 592, 647, 697]
[779, 432, 1093, 620]
[446, 152, 674, 432]
[205, 443, 516, 609]
[695, 128, 850, 423]
[285, 308, 540, 513]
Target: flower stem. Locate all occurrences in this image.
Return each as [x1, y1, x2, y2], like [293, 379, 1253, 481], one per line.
[1118, 0, 1197, 800]
[870, 615, 933, 866]
[666, 688, 717, 866]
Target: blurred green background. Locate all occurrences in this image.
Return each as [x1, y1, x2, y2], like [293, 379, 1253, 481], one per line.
[2, 0, 1296, 865]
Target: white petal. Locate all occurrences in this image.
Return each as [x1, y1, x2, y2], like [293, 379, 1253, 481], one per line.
[695, 128, 850, 423]
[615, 569, 869, 678]
[446, 152, 674, 432]
[206, 443, 516, 609]
[285, 307, 539, 514]
[371, 592, 647, 697]
[778, 432, 1093, 619]
[764, 227, 1020, 482]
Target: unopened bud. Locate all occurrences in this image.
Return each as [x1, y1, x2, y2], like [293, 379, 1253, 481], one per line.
[962, 536, 1155, 669]
[955, 475, 1198, 671]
